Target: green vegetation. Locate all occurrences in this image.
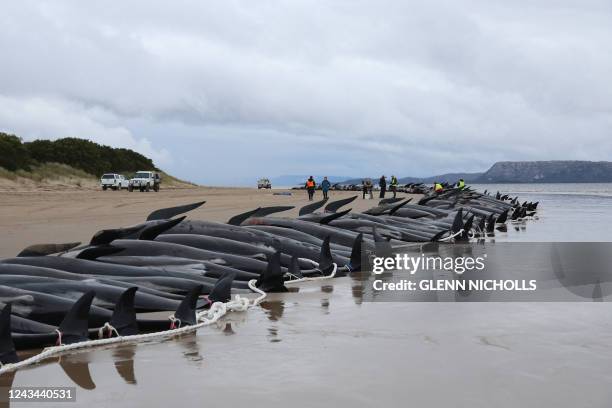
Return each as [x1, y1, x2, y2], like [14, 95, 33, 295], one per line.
[0, 133, 32, 171]
[0, 132, 157, 176]
[0, 132, 197, 188]
[0, 162, 95, 183]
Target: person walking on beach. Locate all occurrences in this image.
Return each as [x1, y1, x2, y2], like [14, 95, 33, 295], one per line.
[457, 178, 465, 190]
[362, 178, 373, 199]
[305, 176, 316, 201]
[321, 177, 331, 199]
[434, 181, 443, 194]
[390, 175, 398, 198]
[379, 175, 387, 198]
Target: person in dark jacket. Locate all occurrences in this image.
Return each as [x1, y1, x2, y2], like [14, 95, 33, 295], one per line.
[305, 176, 316, 201]
[321, 177, 331, 199]
[379, 175, 387, 198]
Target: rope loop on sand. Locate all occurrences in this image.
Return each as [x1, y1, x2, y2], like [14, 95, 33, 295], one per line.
[0, 280, 267, 375]
[97, 322, 119, 339]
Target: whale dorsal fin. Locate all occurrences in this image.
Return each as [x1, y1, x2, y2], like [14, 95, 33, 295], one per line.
[174, 285, 203, 326]
[0, 304, 18, 364]
[110, 287, 139, 336]
[58, 291, 95, 344]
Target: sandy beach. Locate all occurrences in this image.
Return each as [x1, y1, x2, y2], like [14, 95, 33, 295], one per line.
[2, 185, 612, 408]
[0, 186, 419, 258]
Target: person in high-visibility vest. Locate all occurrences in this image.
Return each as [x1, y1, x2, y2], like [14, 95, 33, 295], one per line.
[434, 182, 443, 193]
[390, 175, 399, 198]
[305, 176, 316, 201]
[457, 178, 465, 190]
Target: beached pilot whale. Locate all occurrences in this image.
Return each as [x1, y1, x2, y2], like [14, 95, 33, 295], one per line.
[0, 273, 236, 358]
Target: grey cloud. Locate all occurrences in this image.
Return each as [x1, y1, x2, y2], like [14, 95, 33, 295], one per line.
[0, 0, 610, 184]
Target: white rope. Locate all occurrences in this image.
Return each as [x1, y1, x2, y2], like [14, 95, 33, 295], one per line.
[0, 279, 267, 375]
[437, 229, 465, 242]
[97, 322, 119, 339]
[285, 263, 337, 284]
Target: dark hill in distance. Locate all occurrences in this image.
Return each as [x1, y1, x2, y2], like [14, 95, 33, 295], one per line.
[334, 161, 612, 185]
[478, 161, 612, 183]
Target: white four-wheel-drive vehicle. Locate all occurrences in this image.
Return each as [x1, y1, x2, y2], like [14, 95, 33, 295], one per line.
[100, 173, 129, 190]
[257, 178, 271, 189]
[129, 171, 161, 192]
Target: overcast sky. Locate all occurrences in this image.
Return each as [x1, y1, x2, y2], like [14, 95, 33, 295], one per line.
[1, 1, 611, 185]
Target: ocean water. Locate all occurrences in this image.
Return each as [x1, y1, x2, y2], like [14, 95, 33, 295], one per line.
[3, 184, 612, 407]
[472, 183, 612, 242]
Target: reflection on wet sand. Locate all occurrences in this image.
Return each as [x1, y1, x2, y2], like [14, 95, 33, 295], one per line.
[0, 371, 15, 408]
[260, 300, 284, 321]
[222, 322, 235, 335]
[321, 285, 334, 293]
[176, 332, 203, 363]
[59, 356, 96, 390]
[267, 327, 281, 343]
[349, 271, 366, 305]
[113, 345, 137, 385]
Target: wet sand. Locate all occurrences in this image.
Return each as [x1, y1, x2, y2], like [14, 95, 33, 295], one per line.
[3, 277, 612, 407]
[0, 187, 412, 258]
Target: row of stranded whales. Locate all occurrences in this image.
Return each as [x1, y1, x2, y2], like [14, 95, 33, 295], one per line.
[0, 187, 536, 364]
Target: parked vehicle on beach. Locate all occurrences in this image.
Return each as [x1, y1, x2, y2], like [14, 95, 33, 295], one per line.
[129, 171, 161, 192]
[100, 173, 129, 190]
[257, 178, 271, 189]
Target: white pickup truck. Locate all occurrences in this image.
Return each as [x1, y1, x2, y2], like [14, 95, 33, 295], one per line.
[129, 171, 161, 192]
[257, 178, 272, 189]
[100, 173, 129, 190]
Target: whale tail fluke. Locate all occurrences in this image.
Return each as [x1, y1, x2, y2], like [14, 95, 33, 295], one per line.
[320, 208, 351, 225]
[324, 196, 357, 213]
[138, 216, 186, 240]
[146, 200, 206, 221]
[17, 242, 81, 257]
[90, 225, 145, 246]
[227, 207, 261, 226]
[299, 199, 328, 216]
[388, 199, 412, 215]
